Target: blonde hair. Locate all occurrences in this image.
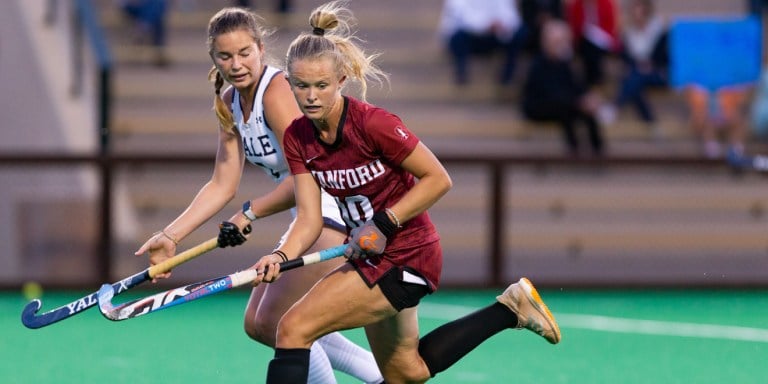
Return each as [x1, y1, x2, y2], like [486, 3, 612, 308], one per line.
[206, 7, 275, 133]
[285, 1, 388, 101]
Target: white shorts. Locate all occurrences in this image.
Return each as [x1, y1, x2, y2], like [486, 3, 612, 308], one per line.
[278, 189, 346, 249]
[319, 189, 345, 230]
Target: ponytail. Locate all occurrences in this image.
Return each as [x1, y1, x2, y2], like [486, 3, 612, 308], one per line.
[286, 1, 388, 101]
[208, 66, 236, 134]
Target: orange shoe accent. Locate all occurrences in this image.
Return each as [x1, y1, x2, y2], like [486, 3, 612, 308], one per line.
[521, 277, 559, 339]
[496, 277, 562, 344]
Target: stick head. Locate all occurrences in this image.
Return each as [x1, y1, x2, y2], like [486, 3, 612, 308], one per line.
[20, 299, 43, 329]
[97, 284, 119, 320]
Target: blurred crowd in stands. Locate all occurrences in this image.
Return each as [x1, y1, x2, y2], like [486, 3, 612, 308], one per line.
[116, 0, 291, 67]
[116, 0, 767, 160]
[438, 0, 766, 160]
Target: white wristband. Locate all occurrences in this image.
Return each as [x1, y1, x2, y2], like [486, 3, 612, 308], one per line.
[242, 200, 257, 221]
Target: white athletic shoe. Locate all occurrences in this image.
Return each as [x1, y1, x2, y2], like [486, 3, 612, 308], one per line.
[496, 277, 561, 344]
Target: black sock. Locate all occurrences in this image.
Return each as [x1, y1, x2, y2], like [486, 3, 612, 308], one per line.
[266, 348, 311, 384]
[418, 302, 517, 377]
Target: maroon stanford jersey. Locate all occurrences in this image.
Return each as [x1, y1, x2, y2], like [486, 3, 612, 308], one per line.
[284, 96, 442, 290]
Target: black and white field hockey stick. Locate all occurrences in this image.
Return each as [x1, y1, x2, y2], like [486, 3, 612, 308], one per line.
[21, 237, 220, 329]
[98, 244, 346, 321]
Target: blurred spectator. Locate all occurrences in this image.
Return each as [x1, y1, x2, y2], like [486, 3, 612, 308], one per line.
[438, 0, 525, 86]
[119, 0, 169, 67]
[234, 0, 292, 13]
[685, 85, 750, 160]
[520, 19, 606, 156]
[565, 0, 621, 87]
[750, 64, 768, 139]
[748, 0, 768, 19]
[608, 0, 669, 137]
[519, 0, 563, 55]
[669, 17, 761, 160]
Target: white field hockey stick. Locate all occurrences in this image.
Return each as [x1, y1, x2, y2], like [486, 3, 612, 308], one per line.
[21, 237, 220, 329]
[97, 244, 346, 321]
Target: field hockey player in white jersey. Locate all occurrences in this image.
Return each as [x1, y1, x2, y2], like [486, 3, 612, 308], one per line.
[133, 7, 383, 384]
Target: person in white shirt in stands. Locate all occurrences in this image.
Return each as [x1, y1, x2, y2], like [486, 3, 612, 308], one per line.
[610, 0, 669, 138]
[438, 0, 525, 86]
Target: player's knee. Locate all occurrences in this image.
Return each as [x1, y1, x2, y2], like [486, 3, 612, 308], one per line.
[274, 310, 312, 347]
[243, 313, 275, 346]
[243, 314, 261, 342]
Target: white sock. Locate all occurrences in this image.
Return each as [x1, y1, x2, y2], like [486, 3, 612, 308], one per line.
[308, 341, 337, 384]
[318, 332, 383, 384]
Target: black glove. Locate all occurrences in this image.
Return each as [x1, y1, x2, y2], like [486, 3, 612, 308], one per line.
[218, 221, 252, 248]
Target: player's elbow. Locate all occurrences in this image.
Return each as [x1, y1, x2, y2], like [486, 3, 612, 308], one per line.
[443, 172, 453, 192]
[222, 188, 238, 202]
[435, 170, 452, 197]
[206, 178, 239, 202]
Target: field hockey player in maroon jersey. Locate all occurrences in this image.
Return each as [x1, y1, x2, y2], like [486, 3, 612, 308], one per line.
[250, 2, 562, 383]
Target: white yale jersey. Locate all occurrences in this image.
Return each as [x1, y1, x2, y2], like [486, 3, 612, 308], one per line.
[232, 65, 343, 225]
[233, 66, 287, 182]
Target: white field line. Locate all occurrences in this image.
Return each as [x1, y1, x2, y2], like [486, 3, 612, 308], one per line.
[418, 302, 768, 343]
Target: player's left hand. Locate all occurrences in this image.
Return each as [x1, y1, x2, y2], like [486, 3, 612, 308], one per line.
[218, 221, 252, 248]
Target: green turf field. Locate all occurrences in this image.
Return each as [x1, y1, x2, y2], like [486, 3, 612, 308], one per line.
[3, 287, 766, 383]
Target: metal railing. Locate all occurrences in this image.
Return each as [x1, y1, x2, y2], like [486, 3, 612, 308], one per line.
[69, 0, 113, 152]
[0, 153, 726, 287]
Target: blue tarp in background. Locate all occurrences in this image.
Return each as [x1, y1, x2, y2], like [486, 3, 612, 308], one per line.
[670, 16, 762, 91]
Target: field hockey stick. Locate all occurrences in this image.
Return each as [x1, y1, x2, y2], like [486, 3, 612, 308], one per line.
[98, 244, 346, 321]
[21, 237, 220, 329]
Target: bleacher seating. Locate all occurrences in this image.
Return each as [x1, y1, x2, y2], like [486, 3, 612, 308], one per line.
[100, 0, 747, 157]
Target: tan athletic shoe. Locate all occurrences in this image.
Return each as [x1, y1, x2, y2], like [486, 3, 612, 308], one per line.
[496, 277, 561, 344]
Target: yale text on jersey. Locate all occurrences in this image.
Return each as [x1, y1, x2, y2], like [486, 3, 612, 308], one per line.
[243, 134, 277, 158]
